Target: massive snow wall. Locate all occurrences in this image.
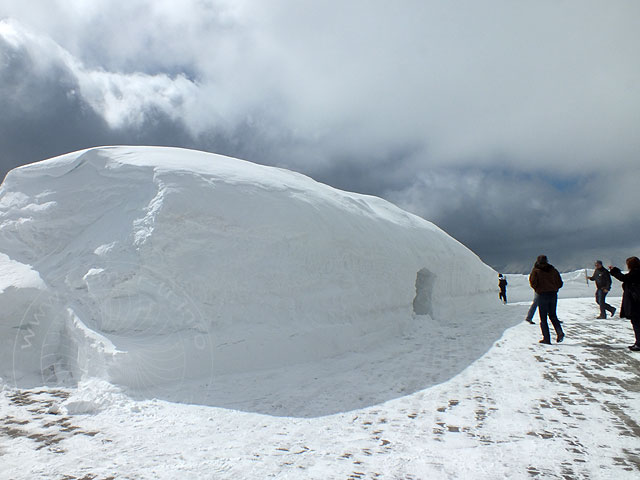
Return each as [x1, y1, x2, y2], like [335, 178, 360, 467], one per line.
[0, 146, 495, 390]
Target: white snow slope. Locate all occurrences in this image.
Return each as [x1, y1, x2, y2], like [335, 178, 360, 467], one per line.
[0, 146, 500, 416]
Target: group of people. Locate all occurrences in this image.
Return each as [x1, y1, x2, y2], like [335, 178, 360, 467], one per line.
[498, 255, 640, 351]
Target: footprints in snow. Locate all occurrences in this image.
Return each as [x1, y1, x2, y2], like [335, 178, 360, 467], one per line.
[1, 388, 113, 480]
[1, 389, 101, 453]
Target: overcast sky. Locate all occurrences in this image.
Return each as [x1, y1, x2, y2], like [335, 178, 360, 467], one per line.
[1, 0, 639, 272]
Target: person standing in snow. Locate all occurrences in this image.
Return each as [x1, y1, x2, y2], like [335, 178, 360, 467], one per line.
[589, 260, 616, 319]
[608, 257, 640, 351]
[529, 255, 564, 344]
[498, 274, 508, 304]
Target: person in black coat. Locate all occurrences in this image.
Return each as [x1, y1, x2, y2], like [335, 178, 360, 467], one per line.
[589, 260, 616, 319]
[498, 274, 508, 304]
[608, 256, 640, 351]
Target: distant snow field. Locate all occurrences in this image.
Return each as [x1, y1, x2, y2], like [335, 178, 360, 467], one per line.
[0, 147, 637, 479]
[505, 269, 619, 303]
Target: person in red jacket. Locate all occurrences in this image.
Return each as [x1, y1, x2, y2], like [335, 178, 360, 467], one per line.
[529, 255, 564, 345]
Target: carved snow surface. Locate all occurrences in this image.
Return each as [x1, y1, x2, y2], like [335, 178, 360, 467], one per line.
[0, 146, 496, 413]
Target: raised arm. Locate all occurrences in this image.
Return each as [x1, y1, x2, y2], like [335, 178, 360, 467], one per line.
[609, 266, 627, 282]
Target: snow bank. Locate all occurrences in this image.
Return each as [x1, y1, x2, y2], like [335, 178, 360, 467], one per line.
[61, 378, 129, 415]
[0, 253, 54, 384]
[0, 146, 496, 395]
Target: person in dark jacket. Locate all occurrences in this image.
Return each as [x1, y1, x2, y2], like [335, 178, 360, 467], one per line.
[529, 255, 564, 344]
[589, 260, 616, 319]
[608, 256, 640, 351]
[498, 274, 508, 304]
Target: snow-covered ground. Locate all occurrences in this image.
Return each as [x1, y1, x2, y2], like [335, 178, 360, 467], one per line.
[1, 294, 638, 479]
[0, 146, 637, 479]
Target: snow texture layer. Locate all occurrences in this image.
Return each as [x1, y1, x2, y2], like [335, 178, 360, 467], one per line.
[1, 296, 638, 479]
[0, 146, 497, 414]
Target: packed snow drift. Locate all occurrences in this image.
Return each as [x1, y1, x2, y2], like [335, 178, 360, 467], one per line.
[0, 146, 500, 414]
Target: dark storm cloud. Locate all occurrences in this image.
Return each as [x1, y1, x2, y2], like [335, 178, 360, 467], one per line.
[385, 168, 640, 272]
[1, 1, 639, 271]
[0, 33, 109, 175]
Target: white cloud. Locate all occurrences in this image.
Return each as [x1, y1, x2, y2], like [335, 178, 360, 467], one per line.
[2, 0, 639, 173]
[77, 70, 198, 129]
[1, 18, 200, 130]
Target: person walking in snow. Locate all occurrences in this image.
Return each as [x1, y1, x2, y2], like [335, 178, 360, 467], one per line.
[608, 257, 640, 351]
[589, 260, 616, 319]
[529, 255, 564, 344]
[498, 274, 508, 304]
[524, 293, 538, 324]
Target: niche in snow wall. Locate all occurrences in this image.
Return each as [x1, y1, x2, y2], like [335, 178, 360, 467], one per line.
[0, 146, 495, 390]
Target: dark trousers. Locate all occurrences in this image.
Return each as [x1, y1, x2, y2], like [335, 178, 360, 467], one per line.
[499, 289, 507, 303]
[631, 318, 640, 346]
[526, 293, 539, 322]
[538, 292, 563, 341]
[595, 289, 615, 317]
